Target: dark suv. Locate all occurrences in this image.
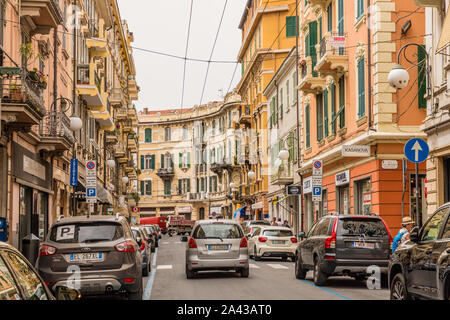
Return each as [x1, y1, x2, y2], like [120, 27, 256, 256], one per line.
[36, 215, 143, 299]
[294, 214, 392, 286]
[389, 204, 450, 300]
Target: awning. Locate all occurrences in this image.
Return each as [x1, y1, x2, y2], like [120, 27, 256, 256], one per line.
[233, 206, 246, 219]
[437, 13, 450, 54]
[97, 185, 114, 204]
[252, 202, 263, 209]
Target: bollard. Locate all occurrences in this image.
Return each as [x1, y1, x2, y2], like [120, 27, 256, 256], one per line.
[21, 234, 40, 266]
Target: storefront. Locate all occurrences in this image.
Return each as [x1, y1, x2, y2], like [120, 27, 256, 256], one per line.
[178, 206, 192, 220]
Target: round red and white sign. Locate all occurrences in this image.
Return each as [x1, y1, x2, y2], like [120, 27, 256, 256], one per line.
[87, 161, 96, 170]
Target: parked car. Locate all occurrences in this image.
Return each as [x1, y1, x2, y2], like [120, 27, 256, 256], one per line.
[36, 215, 143, 300]
[241, 220, 271, 236]
[294, 213, 392, 286]
[182, 219, 249, 279]
[248, 226, 297, 262]
[131, 227, 151, 277]
[389, 203, 450, 300]
[141, 225, 157, 250]
[153, 225, 162, 240]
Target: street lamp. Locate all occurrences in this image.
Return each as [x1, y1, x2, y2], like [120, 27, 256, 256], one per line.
[107, 159, 116, 169]
[122, 176, 129, 184]
[229, 182, 235, 189]
[247, 170, 256, 181]
[278, 149, 290, 161]
[387, 64, 410, 89]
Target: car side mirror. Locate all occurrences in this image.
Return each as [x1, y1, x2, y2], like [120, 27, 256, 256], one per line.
[409, 227, 419, 243]
[298, 232, 306, 239]
[181, 236, 188, 242]
[55, 286, 82, 300]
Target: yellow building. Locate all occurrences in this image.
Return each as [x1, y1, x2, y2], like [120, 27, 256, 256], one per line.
[236, 0, 299, 219]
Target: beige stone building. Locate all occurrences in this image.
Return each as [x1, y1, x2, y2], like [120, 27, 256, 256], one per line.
[137, 93, 242, 220]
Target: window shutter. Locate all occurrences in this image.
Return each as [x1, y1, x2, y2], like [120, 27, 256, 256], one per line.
[140, 181, 145, 195]
[418, 45, 427, 108]
[358, 58, 366, 117]
[286, 16, 297, 37]
[151, 155, 155, 169]
[339, 76, 345, 129]
[331, 83, 336, 134]
[187, 152, 191, 168]
[327, 3, 332, 32]
[140, 155, 145, 170]
[324, 88, 329, 137]
[149, 180, 152, 195]
[179, 153, 182, 168]
[161, 154, 164, 169]
[179, 179, 182, 195]
[187, 179, 191, 193]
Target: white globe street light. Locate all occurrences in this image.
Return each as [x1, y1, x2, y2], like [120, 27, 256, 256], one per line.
[229, 182, 235, 188]
[122, 176, 129, 184]
[278, 149, 290, 161]
[388, 64, 410, 89]
[247, 170, 256, 181]
[107, 159, 116, 168]
[69, 116, 83, 131]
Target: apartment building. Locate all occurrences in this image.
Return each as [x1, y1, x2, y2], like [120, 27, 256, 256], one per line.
[0, 0, 139, 251]
[137, 93, 241, 221]
[236, 0, 299, 220]
[297, 0, 426, 234]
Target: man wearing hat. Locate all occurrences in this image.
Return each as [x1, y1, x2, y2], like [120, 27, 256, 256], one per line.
[392, 216, 415, 253]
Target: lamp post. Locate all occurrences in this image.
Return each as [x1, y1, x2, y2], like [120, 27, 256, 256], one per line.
[388, 43, 431, 229]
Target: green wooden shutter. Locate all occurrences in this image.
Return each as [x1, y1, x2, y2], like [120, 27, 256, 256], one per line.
[338, 0, 344, 55]
[140, 181, 145, 195]
[286, 80, 290, 110]
[327, 3, 332, 32]
[319, 17, 322, 42]
[179, 153, 182, 168]
[306, 105, 311, 149]
[331, 83, 336, 134]
[286, 16, 297, 38]
[145, 128, 152, 142]
[280, 88, 283, 119]
[418, 45, 427, 108]
[324, 88, 329, 137]
[151, 155, 155, 169]
[140, 155, 145, 170]
[161, 154, 164, 169]
[178, 179, 182, 195]
[358, 58, 366, 117]
[309, 20, 318, 76]
[339, 76, 345, 129]
[317, 93, 323, 142]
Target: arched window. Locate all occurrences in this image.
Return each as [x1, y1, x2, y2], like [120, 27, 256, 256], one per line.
[145, 128, 152, 142]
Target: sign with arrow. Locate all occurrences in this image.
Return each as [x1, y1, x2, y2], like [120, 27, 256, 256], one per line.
[404, 138, 429, 164]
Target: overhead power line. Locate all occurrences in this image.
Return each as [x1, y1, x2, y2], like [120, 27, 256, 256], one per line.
[180, 0, 194, 110]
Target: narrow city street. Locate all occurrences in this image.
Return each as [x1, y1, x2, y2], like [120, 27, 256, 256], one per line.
[143, 235, 389, 301]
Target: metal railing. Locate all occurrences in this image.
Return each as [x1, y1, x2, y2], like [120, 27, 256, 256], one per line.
[319, 32, 347, 59]
[39, 112, 75, 144]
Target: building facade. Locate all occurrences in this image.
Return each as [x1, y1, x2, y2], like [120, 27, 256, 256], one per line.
[0, 0, 139, 251]
[137, 93, 242, 221]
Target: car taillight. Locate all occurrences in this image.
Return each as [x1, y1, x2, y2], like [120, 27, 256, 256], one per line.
[188, 237, 197, 249]
[290, 237, 298, 243]
[325, 218, 338, 249]
[140, 241, 146, 251]
[39, 245, 57, 256]
[249, 227, 253, 234]
[115, 241, 136, 253]
[123, 278, 135, 283]
[240, 237, 248, 248]
[258, 236, 267, 243]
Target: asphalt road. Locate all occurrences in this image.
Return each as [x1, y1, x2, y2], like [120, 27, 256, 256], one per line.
[143, 234, 389, 300]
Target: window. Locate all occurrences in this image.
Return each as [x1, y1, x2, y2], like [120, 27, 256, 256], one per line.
[144, 128, 152, 142]
[324, 88, 329, 137]
[140, 180, 152, 196]
[193, 223, 243, 239]
[330, 83, 336, 134]
[317, 93, 324, 142]
[420, 207, 449, 242]
[164, 180, 171, 195]
[314, 218, 331, 236]
[164, 127, 171, 141]
[212, 120, 216, 136]
[0, 254, 22, 300]
[286, 16, 298, 38]
[305, 104, 311, 149]
[327, 3, 332, 32]
[355, 179, 371, 215]
[178, 179, 191, 195]
[356, 0, 364, 19]
[293, 72, 297, 102]
[357, 58, 366, 118]
[183, 126, 189, 140]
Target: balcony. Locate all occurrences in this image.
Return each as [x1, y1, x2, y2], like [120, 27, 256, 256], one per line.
[125, 160, 136, 173]
[315, 32, 349, 80]
[105, 131, 118, 144]
[20, 0, 63, 34]
[77, 64, 104, 107]
[0, 71, 46, 127]
[210, 162, 223, 174]
[195, 164, 207, 175]
[298, 56, 327, 95]
[122, 120, 132, 133]
[38, 112, 75, 151]
[114, 143, 126, 158]
[127, 137, 138, 153]
[156, 168, 175, 178]
[238, 105, 251, 125]
[187, 192, 207, 202]
[307, 0, 332, 10]
[116, 107, 128, 120]
[109, 88, 126, 108]
[271, 163, 294, 185]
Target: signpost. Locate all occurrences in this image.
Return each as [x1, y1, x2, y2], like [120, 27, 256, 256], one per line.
[404, 138, 429, 228]
[86, 160, 97, 216]
[312, 160, 323, 222]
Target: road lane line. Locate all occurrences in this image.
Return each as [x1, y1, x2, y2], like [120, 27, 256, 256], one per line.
[156, 265, 173, 270]
[143, 248, 158, 300]
[267, 264, 289, 269]
[249, 264, 260, 269]
[300, 280, 352, 300]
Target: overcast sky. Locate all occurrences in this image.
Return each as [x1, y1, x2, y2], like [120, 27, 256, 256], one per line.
[117, 0, 245, 112]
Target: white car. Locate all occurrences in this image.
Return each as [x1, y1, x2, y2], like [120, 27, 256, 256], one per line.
[247, 226, 297, 262]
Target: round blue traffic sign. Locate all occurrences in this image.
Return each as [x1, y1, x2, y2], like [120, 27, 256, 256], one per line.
[314, 161, 322, 169]
[404, 138, 429, 164]
[87, 161, 96, 169]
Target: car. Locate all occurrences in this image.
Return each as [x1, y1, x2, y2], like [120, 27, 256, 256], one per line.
[36, 215, 143, 300]
[294, 213, 392, 286]
[153, 225, 162, 240]
[182, 219, 249, 279]
[388, 203, 450, 300]
[150, 225, 161, 245]
[248, 226, 297, 262]
[141, 225, 157, 251]
[241, 220, 271, 236]
[131, 227, 151, 277]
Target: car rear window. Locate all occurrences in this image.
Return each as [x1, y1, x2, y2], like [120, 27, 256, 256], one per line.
[263, 229, 293, 237]
[338, 218, 388, 238]
[49, 222, 124, 243]
[251, 221, 270, 226]
[193, 223, 243, 239]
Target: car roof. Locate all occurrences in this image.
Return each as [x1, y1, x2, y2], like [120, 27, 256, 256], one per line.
[194, 219, 241, 226]
[325, 214, 383, 220]
[258, 226, 292, 231]
[0, 241, 16, 251]
[51, 215, 126, 227]
[248, 220, 270, 224]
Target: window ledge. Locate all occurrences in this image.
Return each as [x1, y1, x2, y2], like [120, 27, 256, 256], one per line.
[338, 127, 347, 137]
[354, 14, 366, 31]
[317, 139, 325, 148]
[326, 134, 336, 143]
[305, 147, 312, 154]
[357, 115, 367, 127]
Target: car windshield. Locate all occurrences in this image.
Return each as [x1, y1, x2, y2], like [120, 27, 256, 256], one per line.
[263, 229, 293, 237]
[49, 222, 124, 243]
[338, 218, 388, 238]
[193, 223, 243, 239]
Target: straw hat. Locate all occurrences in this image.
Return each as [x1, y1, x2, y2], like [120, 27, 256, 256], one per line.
[402, 216, 414, 226]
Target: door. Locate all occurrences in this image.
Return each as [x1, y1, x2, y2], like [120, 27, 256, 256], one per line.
[338, 185, 350, 215]
[301, 220, 320, 266]
[19, 186, 33, 252]
[407, 206, 449, 298]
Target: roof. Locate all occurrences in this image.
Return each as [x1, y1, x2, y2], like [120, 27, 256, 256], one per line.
[139, 108, 194, 116]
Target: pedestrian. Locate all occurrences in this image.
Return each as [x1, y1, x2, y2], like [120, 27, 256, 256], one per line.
[277, 218, 283, 226]
[283, 220, 290, 228]
[271, 217, 277, 226]
[392, 216, 415, 253]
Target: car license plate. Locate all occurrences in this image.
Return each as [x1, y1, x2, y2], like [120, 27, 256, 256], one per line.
[68, 252, 103, 262]
[208, 244, 229, 251]
[352, 242, 375, 249]
[272, 240, 285, 245]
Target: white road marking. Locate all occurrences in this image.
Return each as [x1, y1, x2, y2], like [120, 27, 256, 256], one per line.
[249, 264, 260, 269]
[161, 242, 169, 244]
[267, 264, 289, 270]
[156, 265, 173, 270]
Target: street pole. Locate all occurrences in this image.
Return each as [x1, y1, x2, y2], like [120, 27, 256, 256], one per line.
[415, 163, 421, 228]
[72, 0, 78, 216]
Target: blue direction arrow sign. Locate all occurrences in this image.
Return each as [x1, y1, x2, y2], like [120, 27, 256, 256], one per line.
[404, 138, 429, 164]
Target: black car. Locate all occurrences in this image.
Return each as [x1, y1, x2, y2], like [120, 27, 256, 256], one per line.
[294, 214, 392, 286]
[389, 204, 450, 300]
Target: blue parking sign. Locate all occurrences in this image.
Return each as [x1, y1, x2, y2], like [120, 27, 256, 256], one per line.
[87, 188, 96, 197]
[313, 187, 322, 196]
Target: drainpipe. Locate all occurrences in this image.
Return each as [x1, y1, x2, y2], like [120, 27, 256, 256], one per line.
[367, 0, 372, 129]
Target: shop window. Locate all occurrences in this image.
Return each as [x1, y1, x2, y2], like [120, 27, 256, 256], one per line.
[337, 185, 350, 215]
[355, 179, 371, 215]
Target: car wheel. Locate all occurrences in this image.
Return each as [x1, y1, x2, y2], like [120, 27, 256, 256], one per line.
[281, 257, 288, 262]
[390, 273, 411, 300]
[142, 263, 149, 277]
[186, 266, 196, 279]
[313, 257, 327, 286]
[295, 252, 307, 280]
[254, 246, 261, 261]
[128, 280, 143, 300]
[240, 267, 249, 278]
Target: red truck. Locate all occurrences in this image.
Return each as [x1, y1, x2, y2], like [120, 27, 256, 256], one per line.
[140, 216, 168, 234]
[168, 215, 195, 235]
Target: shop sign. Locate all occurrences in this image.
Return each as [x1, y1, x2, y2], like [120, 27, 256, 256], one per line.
[363, 192, 372, 203]
[303, 177, 312, 194]
[178, 206, 192, 214]
[286, 185, 302, 195]
[252, 202, 264, 209]
[335, 170, 350, 186]
[382, 160, 398, 170]
[342, 145, 371, 157]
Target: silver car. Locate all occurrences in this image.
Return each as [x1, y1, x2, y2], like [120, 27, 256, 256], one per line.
[182, 219, 249, 278]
